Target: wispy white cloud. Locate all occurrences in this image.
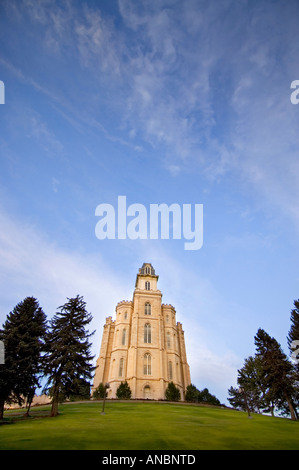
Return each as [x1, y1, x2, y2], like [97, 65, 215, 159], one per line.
[4, 0, 299, 202]
[115, 0, 299, 233]
[28, 111, 64, 155]
[0, 208, 132, 360]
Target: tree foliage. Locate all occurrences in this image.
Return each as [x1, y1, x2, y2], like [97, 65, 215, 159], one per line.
[0, 297, 47, 419]
[185, 384, 199, 402]
[43, 295, 95, 417]
[228, 322, 299, 420]
[116, 381, 132, 399]
[227, 386, 245, 410]
[165, 381, 180, 401]
[93, 382, 108, 399]
[287, 299, 299, 370]
[185, 384, 221, 405]
[254, 328, 297, 420]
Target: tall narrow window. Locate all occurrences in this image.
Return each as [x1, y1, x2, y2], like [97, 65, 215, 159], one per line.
[144, 323, 151, 343]
[168, 361, 173, 380]
[176, 362, 180, 382]
[166, 331, 171, 349]
[145, 266, 150, 274]
[145, 281, 150, 290]
[122, 328, 126, 345]
[144, 302, 151, 315]
[119, 358, 124, 377]
[144, 353, 151, 375]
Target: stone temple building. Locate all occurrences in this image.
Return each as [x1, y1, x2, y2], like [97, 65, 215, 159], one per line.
[92, 263, 191, 400]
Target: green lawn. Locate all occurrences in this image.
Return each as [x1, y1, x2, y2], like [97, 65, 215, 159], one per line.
[0, 401, 299, 450]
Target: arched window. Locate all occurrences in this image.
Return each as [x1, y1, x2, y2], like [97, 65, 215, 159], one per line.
[166, 331, 171, 349]
[144, 353, 151, 375]
[145, 266, 150, 274]
[145, 281, 150, 290]
[168, 361, 173, 380]
[144, 302, 151, 315]
[144, 323, 151, 343]
[119, 357, 124, 377]
[122, 328, 126, 345]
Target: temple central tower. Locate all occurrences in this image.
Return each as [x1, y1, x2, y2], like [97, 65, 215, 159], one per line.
[92, 263, 191, 400]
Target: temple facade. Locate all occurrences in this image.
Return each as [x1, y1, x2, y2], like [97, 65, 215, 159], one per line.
[92, 263, 191, 400]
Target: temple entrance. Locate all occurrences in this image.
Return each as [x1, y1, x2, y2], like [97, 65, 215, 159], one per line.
[144, 385, 151, 399]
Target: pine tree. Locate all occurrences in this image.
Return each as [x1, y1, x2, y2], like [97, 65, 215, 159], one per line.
[0, 322, 17, 420]
[185, 384, 200, 402]
[116, 381, 132, 399]
[287, 299, 299, 368]
[43, 295, 95, 417]
[92, 382, 107, 399]
[0, 297, 47, 419]
[254, 328, 297, 420]
[237, 355, 271, 414]
[197, 387, 221, 406]
[165, 381, 180, 401]
[227, 386, 246, 410]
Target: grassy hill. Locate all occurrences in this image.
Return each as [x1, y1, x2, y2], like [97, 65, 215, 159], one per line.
[0, 401, 298, 450]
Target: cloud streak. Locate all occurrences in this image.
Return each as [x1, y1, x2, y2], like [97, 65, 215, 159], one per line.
[0, 208, 132, 360]
[4, 0, 299, 224]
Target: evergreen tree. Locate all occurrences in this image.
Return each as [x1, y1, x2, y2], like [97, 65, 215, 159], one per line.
[165, 381, 180, 401]
[237, 355, 271, 414]
[0, 297, 47, 419]
[43, 295, 95, 417]
[198, 387, 221, 406]
[186, 384, 221, 405]
[116, 381, 132, 399]
[287, 300, 299, 414]
[0, 321, 17, 420]
[287, 299, 299, 368]
[92, 382, 107, 399]
[254, 328, 297, 420]
[185, 384, 200, 402]
[69, 378, 91, 401]
[227, 386, 245, 410]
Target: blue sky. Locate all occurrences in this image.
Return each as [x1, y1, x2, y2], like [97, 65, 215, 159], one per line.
[1, 0, 299, 404]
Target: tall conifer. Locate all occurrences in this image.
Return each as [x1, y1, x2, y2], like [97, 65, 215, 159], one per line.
[0, 297, 47, 419]
[43, 295, 95, 417]
[287, 299, 299, 368]
[254, 328, 297, 420]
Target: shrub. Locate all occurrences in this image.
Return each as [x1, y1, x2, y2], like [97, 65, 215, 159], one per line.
[185, 384, 200, 402]
[116, 381, 132, 399]
[92, 383, 107, 399]
[165, 382, 181, 401]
